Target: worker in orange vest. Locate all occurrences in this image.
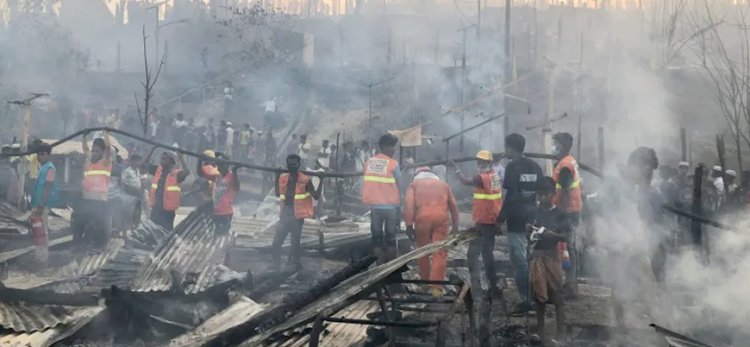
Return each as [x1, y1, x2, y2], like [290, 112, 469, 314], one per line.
[404, 166, 459, 298]
[211, 153, 240, 234]
[196, 149, 221, 204]
[72, 131, 112, 250]
[272, 154, 323, 270]
[551, 132, 582, 296]
[145, 148, 190, 230]
[361, 134, 401, 261]
[451, 150, 502, 345]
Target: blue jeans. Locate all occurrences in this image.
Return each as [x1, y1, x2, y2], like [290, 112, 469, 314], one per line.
[370, 208, 399, 247]
[508, 232, 529, 303]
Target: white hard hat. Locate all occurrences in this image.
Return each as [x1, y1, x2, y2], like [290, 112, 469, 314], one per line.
[713, 165, 722, 171]
[726, 170, 737, 177]
[678, 161, 689, 167]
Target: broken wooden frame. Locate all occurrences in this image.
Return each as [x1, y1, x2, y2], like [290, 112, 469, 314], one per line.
[307, 279, 472, 347]
[231, 233, 476, 347]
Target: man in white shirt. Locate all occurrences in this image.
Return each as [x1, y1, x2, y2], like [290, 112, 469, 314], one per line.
[225, 122, 235, 157]
[298, 134, 312, 168]
[317, 139, 332, 169]
[262, 98, 277, 113]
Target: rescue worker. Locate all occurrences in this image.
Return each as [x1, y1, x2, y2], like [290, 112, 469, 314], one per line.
[72, 131, 112, 250]
[212, 153, 239, 234]
[498, 133, 543, 314]
[551, 132, 582, 296]
[30, 144, 58, 267]
[145, 148, 190, 230]
[272, 154, 323, 270]
[362, 134, 401, 261]
[404, 166, 459, 298]
[197, 150, 221, 203]
[450, 150, 502, 346]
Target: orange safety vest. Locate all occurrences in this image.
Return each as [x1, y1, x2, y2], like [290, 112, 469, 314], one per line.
[552, 154, 583, 213]
[472, 170, 503, 224]
[361, 153, 400, 206]
[279, 172, 314, 219]
[82, 161, 112, 200]
[149, 166, 182, 211]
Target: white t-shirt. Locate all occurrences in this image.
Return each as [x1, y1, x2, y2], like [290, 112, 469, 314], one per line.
[299, 142, 311, 160]
[263, 100, 276, 113]
[318, 146, 332, 168]
[225, 127, 234, 149]
[174, 119, 188, 128]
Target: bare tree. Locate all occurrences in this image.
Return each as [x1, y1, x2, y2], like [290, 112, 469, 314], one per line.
[215, 3, 296, 70]
[646, 0, 690, 70]
[690, 0, 750, 172]
[135, 25, 164, 137]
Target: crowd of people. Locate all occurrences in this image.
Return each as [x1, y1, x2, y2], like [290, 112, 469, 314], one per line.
[4, 119, 746, 344]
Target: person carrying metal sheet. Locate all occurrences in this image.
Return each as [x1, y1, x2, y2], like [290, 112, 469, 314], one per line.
[145, 148, 190, 231]
[272, 154, 322, 270]
[404, 166, 459, 298]
[212, 153, 239, 234]
[72, 131, 112, 250]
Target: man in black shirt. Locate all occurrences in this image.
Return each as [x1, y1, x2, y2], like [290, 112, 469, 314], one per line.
[498, 133, 543, 314]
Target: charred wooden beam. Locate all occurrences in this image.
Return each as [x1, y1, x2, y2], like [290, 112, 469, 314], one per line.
[323, 316, 437, 328]
[0, 285, 99, 306]
[202, 255, 377, 347]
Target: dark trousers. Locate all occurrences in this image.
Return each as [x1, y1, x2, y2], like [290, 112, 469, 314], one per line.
[272, 206, 304, 268]
[370, 208, 398, 247]
[565, 212, 580, 295]
[72, 199, 112, 249]
[213, 214, 233, 234]
[150, 207, 176, 231]
[468, 223, 499, 346]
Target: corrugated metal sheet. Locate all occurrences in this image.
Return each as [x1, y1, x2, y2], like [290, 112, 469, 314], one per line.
[0, 203, 70, 237]
[85, 220, 172, 291]
[130, 210, 234, 294]
[0, 306, 104, 347]
[232, 216, 370, 251]
[168, 296, 267, 347]
[0, 235, 73, 264]
[0, 302, 96, 332]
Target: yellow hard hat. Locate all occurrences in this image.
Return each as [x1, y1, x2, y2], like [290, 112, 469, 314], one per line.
[202, 150, 216, 158]
[475, 150, 493, 162]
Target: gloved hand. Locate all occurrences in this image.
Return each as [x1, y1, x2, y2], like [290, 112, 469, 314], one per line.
[405, 226, 415, 241]
[529, 226, 546, 242]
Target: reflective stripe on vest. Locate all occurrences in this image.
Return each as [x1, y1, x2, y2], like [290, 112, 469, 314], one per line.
[363, 176, 397, 183]
[555, 180, 581, 190]
[151, 184, 181, 192]
[280, 192, 311, 200]
[473, 192, 502, 200]
[84, 170, 111, 177]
